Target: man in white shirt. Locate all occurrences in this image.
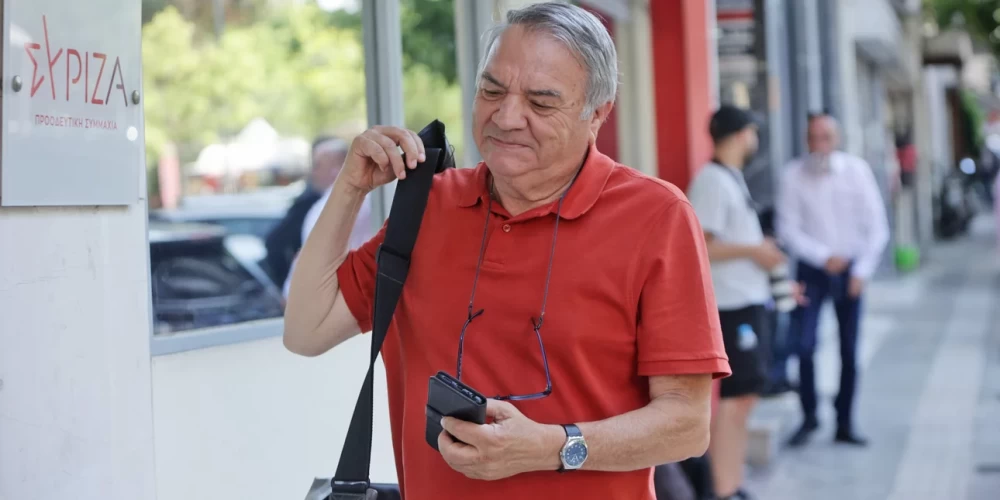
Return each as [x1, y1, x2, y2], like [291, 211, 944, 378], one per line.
[777, 112, 890, 447]
[687, 105, 788, 500]
[281, 168, 376, 299]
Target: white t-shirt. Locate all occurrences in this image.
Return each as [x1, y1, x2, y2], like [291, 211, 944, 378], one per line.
[282, 187, 375, 298]
[686, 162, 771, 310]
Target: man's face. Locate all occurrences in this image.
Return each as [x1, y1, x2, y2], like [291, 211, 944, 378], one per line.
[311, 148, 346, 191]
[472, 26, 609, 179]
[807, 116, 838, 156]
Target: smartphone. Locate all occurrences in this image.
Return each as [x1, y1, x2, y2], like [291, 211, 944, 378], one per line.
[425, 371, 487, 450]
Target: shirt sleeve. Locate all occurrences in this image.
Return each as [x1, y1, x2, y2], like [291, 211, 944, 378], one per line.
[301, 187, 332, 246]
[850, 159, 890, 280]
[685, 170, 728, 237]
[336, 221, 387, 333]
[282, 259, 295, 299]
[636, 198, 731, 379]
[775, 165, 833, 268]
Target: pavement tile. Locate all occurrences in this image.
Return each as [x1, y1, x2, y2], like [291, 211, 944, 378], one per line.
[743, 219, 999, 500]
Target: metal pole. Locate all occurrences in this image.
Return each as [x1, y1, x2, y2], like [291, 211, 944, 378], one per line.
[212, 0, 225, 40]
[362, 0, 405, 225]
[453, 0, 495, 169]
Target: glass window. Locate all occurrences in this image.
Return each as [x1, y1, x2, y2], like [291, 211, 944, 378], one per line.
[149, 222, 285, 334]
[142, 0, 368, 335]
[400, 0, 465, 163]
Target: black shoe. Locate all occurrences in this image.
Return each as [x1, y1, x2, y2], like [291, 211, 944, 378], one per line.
[834, 429, 869, 446]
[788, 419, 819, 447]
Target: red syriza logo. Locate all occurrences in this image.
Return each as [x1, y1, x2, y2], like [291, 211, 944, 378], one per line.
[25, 15, 131, 131]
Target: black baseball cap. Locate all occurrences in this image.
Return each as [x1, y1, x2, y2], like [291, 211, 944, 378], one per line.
[709, 104, 759, 142]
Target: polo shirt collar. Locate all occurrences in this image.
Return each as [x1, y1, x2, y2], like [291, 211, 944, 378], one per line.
[456, 143, 614, 220]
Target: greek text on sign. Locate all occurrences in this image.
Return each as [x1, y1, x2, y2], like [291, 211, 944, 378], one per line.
[24, 15, 132, 131]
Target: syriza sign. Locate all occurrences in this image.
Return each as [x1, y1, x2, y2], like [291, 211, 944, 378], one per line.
[25, 15, 133, 131]
[2, 0, 144, 206]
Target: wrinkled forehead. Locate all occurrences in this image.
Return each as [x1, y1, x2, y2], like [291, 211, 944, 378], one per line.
[481, 27, 587, 99]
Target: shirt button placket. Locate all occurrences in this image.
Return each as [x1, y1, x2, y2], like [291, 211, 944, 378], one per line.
[484, 220, 513, 266]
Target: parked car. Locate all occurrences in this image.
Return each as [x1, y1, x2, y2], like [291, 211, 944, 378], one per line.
[149, 200, 290, 241]
[148, 221, 285, 335]
[149, 190, 299, 281]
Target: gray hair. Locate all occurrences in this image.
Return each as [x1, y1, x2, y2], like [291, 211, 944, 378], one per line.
[478, 2, 619, 119]
[312, 137, 349, 158]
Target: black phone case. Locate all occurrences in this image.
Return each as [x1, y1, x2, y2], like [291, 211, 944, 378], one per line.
[425, 371, 487, 450]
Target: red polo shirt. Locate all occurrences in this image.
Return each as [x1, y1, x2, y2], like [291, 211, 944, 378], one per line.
[337, 146, 730, 500]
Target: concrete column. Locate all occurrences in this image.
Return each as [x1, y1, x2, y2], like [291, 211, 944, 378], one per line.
[362, 0, 404, 223]
[789, 0, 825, 157]
[818, 0, 844, 120]
[706, 0, 720, 107]
[832, 1, 864, 156]
[0, 1, 158, 498]
[765, 0, 793, 169]
[903, 13, 936, 248]
[614, 0, 658, 176]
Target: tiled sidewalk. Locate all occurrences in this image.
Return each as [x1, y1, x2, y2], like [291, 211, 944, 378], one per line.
[743, 217, 1000, 500]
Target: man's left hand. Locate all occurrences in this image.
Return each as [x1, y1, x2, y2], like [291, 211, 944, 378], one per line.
[848, 276, 865, 298]
[438, 399, 560, 481]
[792, 282, 810, 306]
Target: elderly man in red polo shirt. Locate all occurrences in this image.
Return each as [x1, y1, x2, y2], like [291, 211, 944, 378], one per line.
[284, 3, 730, 499]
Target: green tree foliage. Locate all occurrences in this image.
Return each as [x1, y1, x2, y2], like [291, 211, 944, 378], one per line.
[926, 0, 1000, 51]
[141, 0, 464, 172]
[142, 0, 270, 35]
[400, 0, 459, 84]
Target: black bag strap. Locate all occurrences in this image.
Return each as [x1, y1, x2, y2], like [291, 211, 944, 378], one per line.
[330, 120, 454, 497]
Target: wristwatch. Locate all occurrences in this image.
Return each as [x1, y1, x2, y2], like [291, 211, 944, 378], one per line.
[557, 424, 589, 472]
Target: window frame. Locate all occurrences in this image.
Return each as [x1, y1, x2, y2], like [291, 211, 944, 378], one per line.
[149, 0, 405, 357]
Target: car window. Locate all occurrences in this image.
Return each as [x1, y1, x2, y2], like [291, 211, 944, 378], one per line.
[150, 237, 283, 334]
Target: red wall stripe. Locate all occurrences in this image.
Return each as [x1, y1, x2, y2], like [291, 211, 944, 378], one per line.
[650, 0, 714, 190]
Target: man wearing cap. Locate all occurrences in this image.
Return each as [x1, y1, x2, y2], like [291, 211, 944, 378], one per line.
[686, 105, 789, 500]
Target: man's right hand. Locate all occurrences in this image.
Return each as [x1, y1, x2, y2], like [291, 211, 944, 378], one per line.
[751, 238, 787, 271]
[339, 126, 427, 195]
[824, 256, 849, 275]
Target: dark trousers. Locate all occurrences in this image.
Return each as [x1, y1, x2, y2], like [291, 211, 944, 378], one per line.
[790, 262, 863, 431]
[676, 455, 714, 500]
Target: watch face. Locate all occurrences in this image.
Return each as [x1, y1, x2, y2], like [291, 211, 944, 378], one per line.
[563, 441, 588, 468]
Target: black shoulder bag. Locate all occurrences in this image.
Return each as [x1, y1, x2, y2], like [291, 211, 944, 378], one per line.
[303, 120, 456, 500]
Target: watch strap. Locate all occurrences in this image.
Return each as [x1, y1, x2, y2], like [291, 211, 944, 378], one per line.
[557, 424, 583, 473]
